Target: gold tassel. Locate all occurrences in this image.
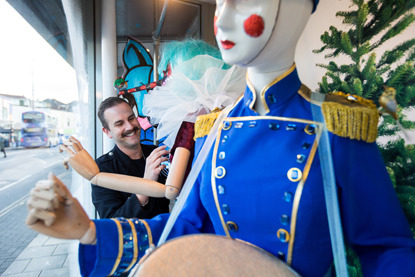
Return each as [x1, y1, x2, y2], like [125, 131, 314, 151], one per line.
[194, 110, 221, 140]
[322, 92, 379, 143]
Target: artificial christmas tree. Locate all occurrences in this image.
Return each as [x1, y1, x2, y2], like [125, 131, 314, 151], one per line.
[315, 0, 415, 228]
[314, 1, 415, 275]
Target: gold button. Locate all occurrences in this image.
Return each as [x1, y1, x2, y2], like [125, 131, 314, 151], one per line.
[277, 229, 290, 243]
[287, 167, 302, 182]
[214, 166, 226, 179]
[226, 221, 238, 231]
[304, 124, 316, 135]
[222, 121, 232, 130]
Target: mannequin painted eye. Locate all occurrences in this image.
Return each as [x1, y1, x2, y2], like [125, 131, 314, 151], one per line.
[243, 14, 264, 37]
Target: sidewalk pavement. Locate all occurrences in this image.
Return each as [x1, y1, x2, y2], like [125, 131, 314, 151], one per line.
[2, 234, 79, 277]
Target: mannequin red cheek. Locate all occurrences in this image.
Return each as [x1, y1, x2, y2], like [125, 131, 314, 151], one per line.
[244, 14, 264, 37]
[214, 16, 218, 36]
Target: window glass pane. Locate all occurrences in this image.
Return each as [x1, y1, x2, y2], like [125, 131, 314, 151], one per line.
[0, 1, 80, 275]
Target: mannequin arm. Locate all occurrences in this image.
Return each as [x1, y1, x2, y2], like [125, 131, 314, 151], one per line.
[26, 173, 96, 244]
[59, 136, 166, 198]
[60, 136, 188, 200]
[92, 147, 190, 199]
[165, 147, 191, 199]
[92, 173, 167, 198]
[59, 136, 99, 181]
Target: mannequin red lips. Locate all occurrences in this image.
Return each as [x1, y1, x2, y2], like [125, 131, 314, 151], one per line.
[221, 40, 235, 49]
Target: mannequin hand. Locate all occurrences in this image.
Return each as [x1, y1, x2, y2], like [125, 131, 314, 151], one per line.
[26, 173, 94, 243]
[143, 145, 169, 181]
[59, 136, 99, 181]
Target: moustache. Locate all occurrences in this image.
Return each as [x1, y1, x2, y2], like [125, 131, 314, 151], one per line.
[121, 126, 140, 137]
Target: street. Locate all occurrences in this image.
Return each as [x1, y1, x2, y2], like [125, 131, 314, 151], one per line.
[0, 146, 72, 274]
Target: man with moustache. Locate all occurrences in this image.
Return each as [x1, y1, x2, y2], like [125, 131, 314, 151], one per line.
[93, 96, 170, 219]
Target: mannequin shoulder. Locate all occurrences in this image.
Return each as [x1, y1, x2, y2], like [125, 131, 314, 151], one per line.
[298, 85, 379, 143]
[194, 110, 222, 140]
[322, 92, 379, 143]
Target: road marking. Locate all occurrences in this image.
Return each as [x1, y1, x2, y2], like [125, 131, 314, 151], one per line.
[0, 174, 31, 192]
[0, 160, 62, 192]
[0, 194, 30, 218]
[0, 162, 69, 219]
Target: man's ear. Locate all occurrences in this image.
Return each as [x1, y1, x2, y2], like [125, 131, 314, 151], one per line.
[102, 127, 113, 139]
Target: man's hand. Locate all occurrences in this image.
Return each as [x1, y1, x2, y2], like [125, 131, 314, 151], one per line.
[59, 136, 100, 181]
[136, 194, 149, 207]
[143, 145, 169, 181]
[26, 173, 95, 243]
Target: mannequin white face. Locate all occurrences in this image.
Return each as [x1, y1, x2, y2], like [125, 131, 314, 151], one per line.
[214, 0, 280, 66]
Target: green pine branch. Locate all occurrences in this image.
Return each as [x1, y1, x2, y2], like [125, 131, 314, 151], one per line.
[314, 1, 415, 255]
[371, 13, 415, 50]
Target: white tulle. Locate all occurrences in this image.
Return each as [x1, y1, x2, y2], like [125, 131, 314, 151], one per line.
[143, 55, 246, 148]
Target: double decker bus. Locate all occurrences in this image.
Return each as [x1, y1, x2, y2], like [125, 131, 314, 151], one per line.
[21, 111, 58, 148]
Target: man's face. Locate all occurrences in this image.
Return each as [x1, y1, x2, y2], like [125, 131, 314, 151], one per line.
[214, 0, 280, 66]
[103, 102, 141, 149]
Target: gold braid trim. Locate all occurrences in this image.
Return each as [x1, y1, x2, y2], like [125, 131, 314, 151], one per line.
[194, 109, 221, 140]
[322, 92, 379, 143]
[298, 86, 379, 143]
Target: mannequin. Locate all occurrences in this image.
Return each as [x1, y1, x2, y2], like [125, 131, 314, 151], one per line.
[215, 0, 312, 115]
[56, 40, 245, 201]
[27, 1, 415, 276]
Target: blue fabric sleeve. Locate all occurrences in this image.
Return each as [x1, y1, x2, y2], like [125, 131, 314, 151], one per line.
[333, 135, 415, 276]
[78, 218, 155, 276]
[77, 179, 214, 276]
[77, 136, 215, 276]
[78, 219, 121, 277]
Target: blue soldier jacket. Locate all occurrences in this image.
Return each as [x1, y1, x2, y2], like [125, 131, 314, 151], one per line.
[79, 65, 415, 277]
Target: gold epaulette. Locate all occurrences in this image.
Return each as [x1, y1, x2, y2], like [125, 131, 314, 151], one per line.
[194, 110, 221, 140]
[322, 92, 379, 143]
[298, 85, 379, 143]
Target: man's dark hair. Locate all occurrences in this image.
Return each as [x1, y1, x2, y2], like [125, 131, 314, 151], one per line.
[98, 97, 130, 130]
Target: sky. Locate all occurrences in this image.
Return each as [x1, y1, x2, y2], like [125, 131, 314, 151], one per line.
[0, 0, 77, 104]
